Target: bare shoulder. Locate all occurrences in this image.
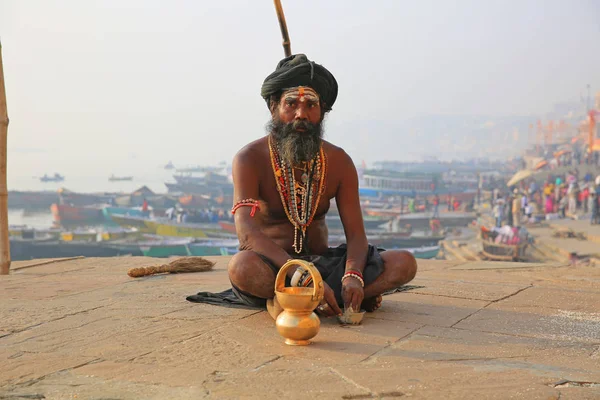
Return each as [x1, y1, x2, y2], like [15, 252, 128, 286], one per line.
[321, 140, 353, 166]
[322, 140, 355, 170]
[233, 137, 268, 168]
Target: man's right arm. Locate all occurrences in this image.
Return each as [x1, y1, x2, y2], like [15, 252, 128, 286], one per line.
[231, 147, 291, 269]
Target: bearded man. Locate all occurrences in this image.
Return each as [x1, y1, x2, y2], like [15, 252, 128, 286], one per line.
[227, 54, 417, 318]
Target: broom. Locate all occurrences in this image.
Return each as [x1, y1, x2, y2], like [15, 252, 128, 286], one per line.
[128, 256, 215, 278]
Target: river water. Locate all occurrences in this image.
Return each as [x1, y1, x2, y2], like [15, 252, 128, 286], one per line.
[9, 209, 55, 229]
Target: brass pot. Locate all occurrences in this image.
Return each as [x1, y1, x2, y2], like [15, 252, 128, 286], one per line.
[274, 259, 324, 345]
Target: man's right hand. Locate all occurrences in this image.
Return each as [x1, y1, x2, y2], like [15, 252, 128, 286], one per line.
[316, 282, 342, 317]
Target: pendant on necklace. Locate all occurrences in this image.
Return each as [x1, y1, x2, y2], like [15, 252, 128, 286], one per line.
[301, 173, 308, 184]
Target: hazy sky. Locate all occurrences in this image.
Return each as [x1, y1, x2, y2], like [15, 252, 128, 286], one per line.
[1, 0, 599, 186]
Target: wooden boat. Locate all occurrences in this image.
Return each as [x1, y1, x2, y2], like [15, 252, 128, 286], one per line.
[138, 237, 195, 257]
[50, 204, 105, 226]
[481, 240, 528, 261]
[480, 227, 529, 261]
[57, 189, 115, 207]
[217, 217, 391, 234]
[110, 214, 151, 231]
[133, 237, 239, 258]
[187, 239, 239, 256]
[325, 215, 391, 230]
[111, 215, 236, 239]
[102, 206, 146, 220]
[329, 231, 444, 248]
[406, 245, 440, 259]
[60, 230, 98, 242]
[60, 227, 141, 242]
[369, 234, 444, 249]
[10, 236, 135, 261]
[383, 212, 476, 230]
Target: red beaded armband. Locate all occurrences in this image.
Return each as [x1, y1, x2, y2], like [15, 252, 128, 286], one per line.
[231, 199, 260, 217]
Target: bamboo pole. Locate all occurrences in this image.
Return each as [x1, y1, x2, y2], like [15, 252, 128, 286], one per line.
[0, 41, 10, 275]
[273, 0, 292, 57]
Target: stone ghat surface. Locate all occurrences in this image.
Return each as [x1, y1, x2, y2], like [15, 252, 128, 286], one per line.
[1, 256, 600, 399]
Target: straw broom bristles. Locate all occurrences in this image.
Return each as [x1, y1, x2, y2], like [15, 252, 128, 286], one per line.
[128, 256, 215, 278]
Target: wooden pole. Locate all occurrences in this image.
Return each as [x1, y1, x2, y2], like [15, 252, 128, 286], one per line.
[0, 41, 10, 275]
[273, 0, 292, 57]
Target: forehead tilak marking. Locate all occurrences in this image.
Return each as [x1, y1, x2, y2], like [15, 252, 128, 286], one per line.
[283, 86, 319, 103]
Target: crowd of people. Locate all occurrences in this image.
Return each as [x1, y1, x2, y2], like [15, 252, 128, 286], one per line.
[492, 171, 600, 227]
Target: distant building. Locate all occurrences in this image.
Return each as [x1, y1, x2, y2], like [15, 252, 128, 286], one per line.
[359, 169, 438, 197]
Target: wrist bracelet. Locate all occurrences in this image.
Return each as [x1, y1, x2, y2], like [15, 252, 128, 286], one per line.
[344, 270, 364, 280]
[342, 273, 365, 288]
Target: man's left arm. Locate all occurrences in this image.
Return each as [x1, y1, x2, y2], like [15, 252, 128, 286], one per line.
[335, 150, 368, 309]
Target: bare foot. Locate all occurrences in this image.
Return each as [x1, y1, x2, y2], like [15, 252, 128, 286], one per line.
[361, 294, 383, 312]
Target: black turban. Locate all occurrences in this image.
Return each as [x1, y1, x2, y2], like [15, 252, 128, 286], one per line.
[261, 54, 338, 112]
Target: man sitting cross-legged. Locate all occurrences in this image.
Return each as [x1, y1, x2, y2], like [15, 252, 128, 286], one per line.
[228, 54, 417, 318]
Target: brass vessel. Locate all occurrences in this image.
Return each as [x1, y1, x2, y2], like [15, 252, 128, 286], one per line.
[274, 259, 324, 346]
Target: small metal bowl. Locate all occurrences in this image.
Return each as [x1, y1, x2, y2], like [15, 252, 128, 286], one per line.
[337, 308, 366, 325]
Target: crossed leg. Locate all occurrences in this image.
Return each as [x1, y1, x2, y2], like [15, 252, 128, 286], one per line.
[227, 249, 418, 317]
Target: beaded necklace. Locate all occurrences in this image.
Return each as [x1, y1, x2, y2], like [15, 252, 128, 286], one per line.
[268, 135, 327, 254]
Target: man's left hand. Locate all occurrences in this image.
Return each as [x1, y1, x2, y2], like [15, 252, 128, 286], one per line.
[341, 277, 364, 312]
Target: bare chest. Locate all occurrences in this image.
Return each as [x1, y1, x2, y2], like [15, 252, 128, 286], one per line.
[258, 161, 337, 223]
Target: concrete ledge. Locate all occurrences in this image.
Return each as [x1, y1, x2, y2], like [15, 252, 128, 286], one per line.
[1, 256, 599, 399]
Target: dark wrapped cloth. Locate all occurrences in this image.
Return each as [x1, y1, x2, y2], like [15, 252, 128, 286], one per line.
[186, 244, 384, 309]
[260, 54, 338, 111]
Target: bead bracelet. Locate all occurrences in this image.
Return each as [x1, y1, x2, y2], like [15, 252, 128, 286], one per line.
[344, 270, 364, 280]
[342, 273, 364, 288]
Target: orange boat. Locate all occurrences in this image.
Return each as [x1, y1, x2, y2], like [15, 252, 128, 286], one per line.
[50, 204, 104, 226]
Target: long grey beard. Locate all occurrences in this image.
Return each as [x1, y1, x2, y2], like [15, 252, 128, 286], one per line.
[267, 118, 323, 165]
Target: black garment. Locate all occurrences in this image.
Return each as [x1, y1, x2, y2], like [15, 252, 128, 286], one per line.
[187, 244, 384, 309]
[260, 54, 338, 112]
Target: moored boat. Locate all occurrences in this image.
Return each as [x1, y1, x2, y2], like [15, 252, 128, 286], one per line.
[480, 226, 530, 261]
[402, 245, 440, 259]
[187, 239, 239, 256]
[50, 204, 105, 226]
[102, 206, 146, 220]
[111, 214, 236, 239]
[10, 237, 135, 261]
[325, 215, 391, 230]
[138, 237, 196, 257]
